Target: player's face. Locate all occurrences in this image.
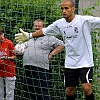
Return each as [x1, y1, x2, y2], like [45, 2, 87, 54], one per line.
[0, 33, 4, 42]
[60, 1, 75, 21]
[34, 21, 44, 32]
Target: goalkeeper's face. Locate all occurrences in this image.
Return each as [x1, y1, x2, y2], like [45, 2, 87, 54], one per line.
[33, 21, 44, 32]
[60, 0, 75, 22]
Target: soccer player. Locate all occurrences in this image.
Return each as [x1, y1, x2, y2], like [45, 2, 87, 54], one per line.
[15, 0, 100, 100]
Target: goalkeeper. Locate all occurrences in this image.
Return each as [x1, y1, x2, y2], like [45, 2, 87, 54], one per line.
[15, 0, 100, 100]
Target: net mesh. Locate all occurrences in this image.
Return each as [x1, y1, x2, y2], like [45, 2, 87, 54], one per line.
[0, 0, 100, 100]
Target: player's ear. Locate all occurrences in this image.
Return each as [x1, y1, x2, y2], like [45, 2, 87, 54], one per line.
[72, 7, 75, 13]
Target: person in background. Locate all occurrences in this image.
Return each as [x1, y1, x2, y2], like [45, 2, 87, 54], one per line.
[0, 27, 16, 100]
[22, 19, 65, 100]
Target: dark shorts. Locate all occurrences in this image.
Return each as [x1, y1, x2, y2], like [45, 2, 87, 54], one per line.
[64, 67, 93, 87]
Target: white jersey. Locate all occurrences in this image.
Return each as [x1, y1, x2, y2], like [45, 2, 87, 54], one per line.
[42, 15, 100, 69]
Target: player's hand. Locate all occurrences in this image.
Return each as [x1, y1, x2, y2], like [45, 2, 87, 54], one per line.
[48, 53, 54, 60]
[15, 28, 32, 43]
[0, 56, 8, 60]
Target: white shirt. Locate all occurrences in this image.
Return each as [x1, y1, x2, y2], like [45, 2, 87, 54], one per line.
[42, 15, 100, 69]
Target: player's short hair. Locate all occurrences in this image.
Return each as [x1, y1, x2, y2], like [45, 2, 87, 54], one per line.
[33, 19, 45, 27]
[62, 0, 75, 7]
[0, 28, 4, 34]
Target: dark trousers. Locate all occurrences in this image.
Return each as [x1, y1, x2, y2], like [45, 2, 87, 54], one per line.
[23, 65, 51, 100]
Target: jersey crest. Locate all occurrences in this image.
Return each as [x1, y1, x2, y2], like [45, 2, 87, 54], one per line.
[74, 27, 78, 33]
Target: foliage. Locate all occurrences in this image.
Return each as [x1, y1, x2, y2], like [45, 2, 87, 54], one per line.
[0, 0, 62, 42]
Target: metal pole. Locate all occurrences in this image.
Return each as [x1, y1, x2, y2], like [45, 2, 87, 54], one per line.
[75, 0, 79, 14]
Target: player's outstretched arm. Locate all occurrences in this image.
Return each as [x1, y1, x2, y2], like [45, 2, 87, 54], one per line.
[15, 28, 32, 43]
[15, 28, 44, 43]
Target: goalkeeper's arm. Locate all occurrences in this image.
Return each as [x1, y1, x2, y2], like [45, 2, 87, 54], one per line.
[15, 28, 44, 43]
[32, 29, 44, 38]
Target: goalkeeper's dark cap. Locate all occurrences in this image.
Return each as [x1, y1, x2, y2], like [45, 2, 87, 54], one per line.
[0, 28, 4, 34]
